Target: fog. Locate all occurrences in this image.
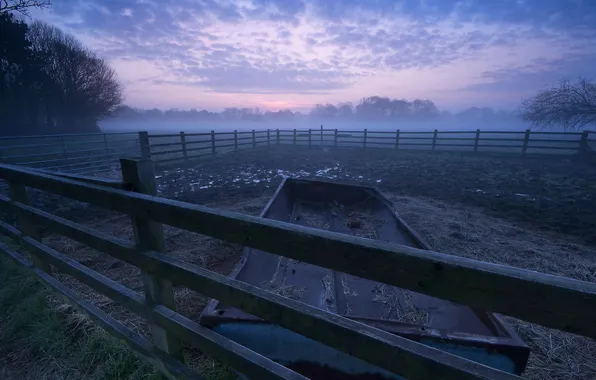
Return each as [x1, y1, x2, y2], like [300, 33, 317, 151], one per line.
[100, 117, 533, 135]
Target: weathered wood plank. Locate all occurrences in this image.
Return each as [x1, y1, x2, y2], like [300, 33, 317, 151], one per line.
[27, 167, 127, 189]
[180, 132, 188, 169]
[474, 130, 480, 152]
[0, 227, 305, 380]
[10, 201, 521, 380]
[0, 163, 594, 340]
[0, 219, 23, 241]
[522, 130, 530, 155]
[0, 237, 34, 268]
[0, 240, 198, 380]
[7, 181, 51, 272]
[139, 131, 151, 158]
[120, 158, 184, 362]
[211, 130, 216, 154]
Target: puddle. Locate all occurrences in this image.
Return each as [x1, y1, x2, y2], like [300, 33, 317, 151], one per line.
[155, 162, 384, 195]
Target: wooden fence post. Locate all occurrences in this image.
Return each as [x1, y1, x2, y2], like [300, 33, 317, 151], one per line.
[579, 130, 589, 155]
[363, 129, 368, 149]
[395, 129, 400, 150]
[120, 158, 184, 361]
[252, 130, 256, 149]
[320, 125, 323, 145]
[474, 129, 480, 152]
[522, 129, 531, 156]
[432, 129, 438, 150]
[308, 129, 312, 148]
[276, 129, 280, 145]
[334, 129, 338, 147]
[234, 130, 238, 151]
[293, 129, 297, 145]
[180, 131, 188, 168]
[60, 136, 68, 163]
[103, 133, 111, 170]
[211, 130, 216, 155]
[267, 129, 270, 146]
[138, 131, 151, 159]
[8, 182, 51, 273]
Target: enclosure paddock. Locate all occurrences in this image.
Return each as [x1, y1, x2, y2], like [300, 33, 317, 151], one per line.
[0, 154, 594, 380]
[0, 128, 595, 380]
[0, 127, 594, 177]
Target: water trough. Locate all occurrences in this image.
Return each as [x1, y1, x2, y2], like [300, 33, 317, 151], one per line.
[200, 178, 530, 379]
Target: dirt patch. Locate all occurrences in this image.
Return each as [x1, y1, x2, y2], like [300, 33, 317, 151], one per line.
[386, 194, 596, 282]
[155, 146, 596, 246]
[294, 204, 330, 229]
[8, 189, 595, 380]
[386, 194, 596, 380]
[3, 145, 595, 379]
[340, 207, 385, 240]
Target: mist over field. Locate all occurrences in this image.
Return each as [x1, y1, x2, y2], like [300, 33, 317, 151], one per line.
[2, 2, 596, 380]
[99, 117, 533, 134]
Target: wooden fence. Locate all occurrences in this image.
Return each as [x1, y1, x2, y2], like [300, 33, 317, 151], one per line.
[1, 128, 594, 176]
[145, 127, 596, 167]
[0, 159, 594, 380]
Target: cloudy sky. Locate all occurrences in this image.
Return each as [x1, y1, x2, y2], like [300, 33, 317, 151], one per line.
[32, 0, 596, 112]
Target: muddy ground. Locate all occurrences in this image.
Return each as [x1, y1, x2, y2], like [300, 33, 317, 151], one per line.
[155, 145, 596, 245]
[3, 145, 595, 379]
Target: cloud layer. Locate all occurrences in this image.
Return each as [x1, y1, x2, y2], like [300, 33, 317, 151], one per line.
[33, 0, 596, 111]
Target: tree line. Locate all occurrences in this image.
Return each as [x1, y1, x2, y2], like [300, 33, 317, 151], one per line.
[0, 7, 122, 136]
[2, 0, 594, 136]
[112, 100, 518, 123]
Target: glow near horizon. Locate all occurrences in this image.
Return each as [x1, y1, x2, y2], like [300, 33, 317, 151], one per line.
[31, 0, 596, 112]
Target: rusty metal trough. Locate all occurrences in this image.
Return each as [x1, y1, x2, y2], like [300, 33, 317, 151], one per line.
[200, 178, 530, 379]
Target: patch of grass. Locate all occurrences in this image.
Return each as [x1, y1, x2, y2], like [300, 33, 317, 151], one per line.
[0, 254, 164, 380]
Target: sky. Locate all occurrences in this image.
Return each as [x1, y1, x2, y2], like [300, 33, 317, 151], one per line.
[31, 0, 596, 112]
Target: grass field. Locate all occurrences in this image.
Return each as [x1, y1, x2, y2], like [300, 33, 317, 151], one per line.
[0, 242, 165, 380]
[1, 134, 595, 379]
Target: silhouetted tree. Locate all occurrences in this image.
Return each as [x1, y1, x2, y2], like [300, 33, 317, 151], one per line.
[0, 12, 44, 134]
[521, 78, 596, 130]
[0, 0, 50, 16]
[310, 103, 338, 118]
[337, 102, 353, 118]
[0, 13, 122, 135]
[27, 21, 123, 133]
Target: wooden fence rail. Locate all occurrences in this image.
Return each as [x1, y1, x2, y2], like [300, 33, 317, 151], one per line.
[145, 128, 595, 168]
[0, 161, 595, 380]
[1, 128, 593, 176]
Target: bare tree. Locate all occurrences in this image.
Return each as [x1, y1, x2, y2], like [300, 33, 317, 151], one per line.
[520, 77, 596, 131]
[28, 21, 123, 132]
[0, 0, 50, 16]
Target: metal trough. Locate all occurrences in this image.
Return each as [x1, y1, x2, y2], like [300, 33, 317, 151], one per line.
[200, 178, 530, 379]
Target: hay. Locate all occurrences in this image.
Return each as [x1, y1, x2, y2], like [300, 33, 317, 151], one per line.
[372, 284, 431, 326]
[339, 274, 358, 316]
[386, 193, 596, 380]
[35, 195, 271, 340]
[261, 280, 306, 300]
[321, 272, 335, 310]
[341, 208, 384, 239]
[295, 206, 330, 230]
